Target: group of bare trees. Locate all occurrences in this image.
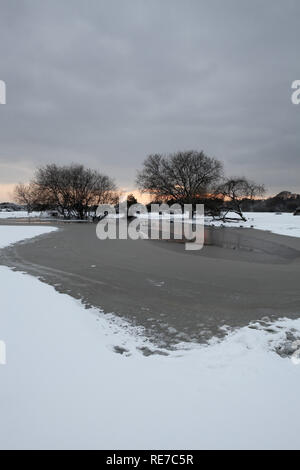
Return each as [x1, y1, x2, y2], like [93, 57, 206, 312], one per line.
[136, 150, 265, 221]
[15, 151, 265, 221]
[15, 164, 118, 219]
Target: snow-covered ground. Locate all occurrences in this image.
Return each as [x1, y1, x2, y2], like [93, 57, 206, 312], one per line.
[0, 211, 41, 219]
[206, 212, 300, 238]
[138, 211, 300, 238]
[0, 225, 300, 450]
[0, 226, 57, 249]
[1, 210, 300, 239]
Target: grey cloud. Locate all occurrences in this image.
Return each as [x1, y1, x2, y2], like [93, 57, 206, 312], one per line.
[0, 0, 299, 194]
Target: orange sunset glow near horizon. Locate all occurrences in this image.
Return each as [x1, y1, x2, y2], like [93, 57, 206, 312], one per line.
[0, 184, 151, 204]
[0, 184, 17, 203]
[0, 182, 284, 205]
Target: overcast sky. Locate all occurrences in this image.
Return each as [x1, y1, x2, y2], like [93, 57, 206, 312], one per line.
[0, 0, 299, 200]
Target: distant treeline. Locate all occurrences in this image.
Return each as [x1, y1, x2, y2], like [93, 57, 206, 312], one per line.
[238, 191, 300, 213]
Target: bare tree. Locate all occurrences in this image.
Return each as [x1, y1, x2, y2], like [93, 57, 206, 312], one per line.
[15, 164, 118, 219]
[136, 151, 223, 205]
[217, 177, 265, 221]
[14, 183, 46, 212]
[15, 184, 34, 212]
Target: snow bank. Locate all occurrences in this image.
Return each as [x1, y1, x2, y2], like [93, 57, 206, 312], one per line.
[0, 226, 300, 450]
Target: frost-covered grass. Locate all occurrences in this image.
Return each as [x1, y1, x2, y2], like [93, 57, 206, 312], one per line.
[0, 225, 300, 450]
